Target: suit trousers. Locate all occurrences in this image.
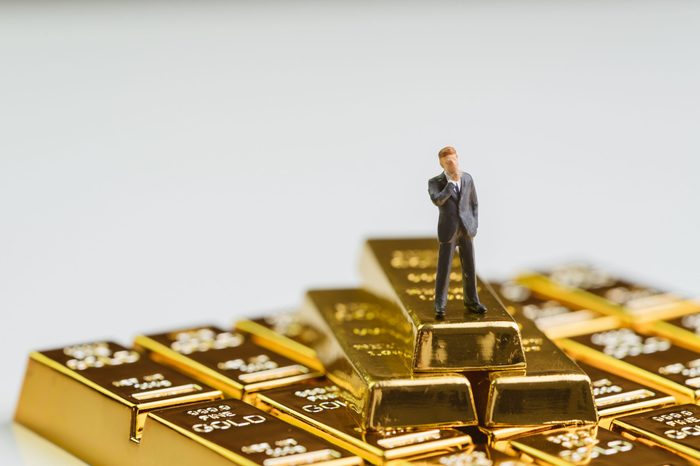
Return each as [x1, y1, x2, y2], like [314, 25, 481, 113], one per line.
[434, 228, 479, 308]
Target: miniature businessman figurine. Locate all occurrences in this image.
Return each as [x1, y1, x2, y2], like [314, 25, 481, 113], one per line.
[428, 146, 487, 318]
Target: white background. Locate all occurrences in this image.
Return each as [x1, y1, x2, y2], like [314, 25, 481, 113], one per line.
[1, 1, 699, 463]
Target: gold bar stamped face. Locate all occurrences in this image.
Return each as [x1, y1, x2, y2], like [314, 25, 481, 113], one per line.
[298, 288, 478, 431]
[576, 361, 676, 427]
[135, 326, 322, 399]
[518, 263, 700, 323]
[496, 280, 619, 339]
[254, 379, 472, 464]
[469, 287, 597, 429]
[360, 238, 525, 371]
[142, 399, 364, 466]
[612, 404, 700, 463]
[235, 313, 326, 371]
[558, 328, 700, 403]
[508, 426, 691, 466]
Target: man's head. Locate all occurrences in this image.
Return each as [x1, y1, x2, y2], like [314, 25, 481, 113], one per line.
[438, 146, 459, 176]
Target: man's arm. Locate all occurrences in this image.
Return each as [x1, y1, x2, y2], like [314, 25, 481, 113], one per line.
[469, 179, 478, 220]
[429, 179, 454, 206]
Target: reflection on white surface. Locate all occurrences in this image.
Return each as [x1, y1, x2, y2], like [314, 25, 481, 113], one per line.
[12, 423, 86, 466]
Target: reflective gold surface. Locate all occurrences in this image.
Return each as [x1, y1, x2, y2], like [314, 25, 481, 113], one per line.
[360, 238, 525, 371]
[14, 341, 222, 466]
[134, 326, 322, 399]
[469, 284, 597, 429]
[496, 281, 620, 339]
[518, 263, 700, 324]
[558, 328, 700, 403]
[385, 444, 529, 466]
[140, 398, 364, 466]
[236, 313, 326, 371]
[254, 380, 472, 464]
[611, 404, 700, 464]
[575, 360, 676, 428]
[298, 288, 478, 430]
[506, 426, 691, 465]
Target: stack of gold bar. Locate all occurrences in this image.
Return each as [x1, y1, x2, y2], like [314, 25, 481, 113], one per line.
[14, 238, 700, 465]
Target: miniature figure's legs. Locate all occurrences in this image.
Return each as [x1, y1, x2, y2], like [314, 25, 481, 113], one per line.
[457, 232, 486, 313]
[434, 240, 456, 314]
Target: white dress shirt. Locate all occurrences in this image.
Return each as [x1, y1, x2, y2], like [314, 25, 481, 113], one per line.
[444, 171, 460, 192]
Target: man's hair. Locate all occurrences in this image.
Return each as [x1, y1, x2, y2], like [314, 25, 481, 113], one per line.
[438, 146, 457, 158]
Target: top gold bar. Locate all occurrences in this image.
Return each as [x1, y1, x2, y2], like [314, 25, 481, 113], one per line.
[360, 238, 525, 371]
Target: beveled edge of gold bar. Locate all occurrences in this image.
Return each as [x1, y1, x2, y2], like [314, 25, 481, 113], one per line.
[29, 351, 134, 406]
[642, 319, 700, 353]
[253, 391, 472, 464]
[516, 272, 631, 322]
[611, 406, 700, 462]
[557, 337, 698, 404]
[479, 424, 558, 443]
[517, 272, 700, 324]
[134, 333, 245, 399]
[234, 318, 324, 371]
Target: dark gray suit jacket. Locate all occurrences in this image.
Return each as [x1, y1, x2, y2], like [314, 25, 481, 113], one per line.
[428, 171, 478, 241]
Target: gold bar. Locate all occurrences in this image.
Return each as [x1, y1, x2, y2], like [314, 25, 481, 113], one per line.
[360, 238, 525, 371]
[253, 379, 472, 465]
[496, 280, 620, 339]
[134, 326, 322, 400]
[576, 360, 676, 428]
[298, 288, 478, 430]
[612, 404, 700, 464]
[14, 341, 222, 466]
[385, 444, 528, 466]
[517, 263, 700, 324]
[558, 327, 700, 403]
[235, 313, 325, 371]
[139, 398, 364, 466]
[469, 283, 597, 429]
[641, 312, 700, 354]
[505, 426, 688, 466]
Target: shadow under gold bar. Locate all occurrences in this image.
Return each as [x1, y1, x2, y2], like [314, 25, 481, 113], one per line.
[517, 263, 700, 325]
[557, 327, 700, 403]
[139, 398, 364, 466]
[496, 280, 620, 339]
[503, 425, 691, 466]
[612, 404, 700, 465]
[576, 360, 676, 429]
[135, 326, 322, 400]
[235, 313, 325, 371]
[298, 288, 478, 431]
[471, 282, 597, 436]
[14, 341, 222, 466]
[253, 379, 472, 465]
[360, 238, 525, 372]
[385, 444, 529, 466]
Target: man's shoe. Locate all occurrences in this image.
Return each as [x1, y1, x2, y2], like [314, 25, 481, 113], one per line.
[466, 302, 487, 314]
[435, 304, 446, 319]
